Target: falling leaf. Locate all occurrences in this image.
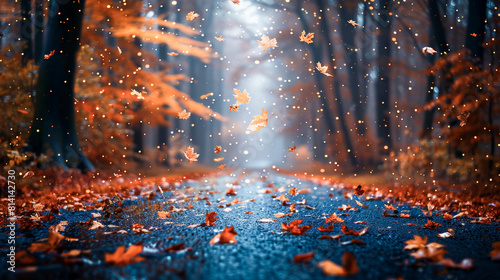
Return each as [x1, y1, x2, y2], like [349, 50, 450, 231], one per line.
[257, 34, 278, 51]
[214, 145, 222, 154]
[422, 47, 437, 54]
[184, 146, 200, 163]
[347, 20, 362, 27]
[23, 171, 35, 178]
[105, 245, 145, 265]
[167, 52, 179, 56]
[44, 50, 55, 59]
[178, 110, 191, 119]
[423, 220, 441, 229]
[28, 230, 65, 252]
[293, 252, 315, 263]
[288, 145, 296, 152]
[210, 226, 237, 245]
[247, 108, 268, 133]
[218, 164, 226, 170]
[214, 157, 224, 162]
[299, 30, 314, 44]
[281, 219, 312, 235]
[316, 62, 333, 77]
[490, 242, 500, 261]
[200, 92, 214, 99]
[215, 36, 224, 42]
[470, 33, 477, 37]
[457, 112, 470, 127]
[131, 89, 145, 100]
[325, 213, 344, 224]
[233, 88, 251, 105]
[205, 212, 218, 226]
[229, 104, 239, 112]
[355, 200, 368, 208]
[186, 11, 199, 21]
[18, 109, 29, 114]
[230, 0, 240, 4]
[317, 252, 359, 277]
[117, 46, 122, 54]
[341, 224, 368, 236]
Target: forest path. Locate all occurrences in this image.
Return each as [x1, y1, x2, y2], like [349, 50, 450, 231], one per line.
[4, 169, 500, 280]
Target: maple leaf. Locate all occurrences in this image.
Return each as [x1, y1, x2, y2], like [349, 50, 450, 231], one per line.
[233, 88, 251, 105]
[281, 219, 312, 235]
[247, 108, 268, 133]
[341, 224, 368, 236]
[257, 34, 278, 51]
[422, 47, 437, 54]
[423, 220, 441, 229]
[490, 242, 500, 261]
[217, 164, 226, 170]
[210, 226, 237, 245]
[347, 19, 362, 27]
[105, 244, 145, 265]
[288, 145, 296, 152]
[28, 230, 65, 252]
[316, 62, 333, 77]
[178, 110, 191, 119]
[215, 36, 224, 42]
[200, 92, 213, 99]
[317, 252, 359, 277]
[44, 50, 55, 59]
[205, 212, 218, 226]
[404, 235, 446, 262]
[299, 30, 314, 44]
[325, 213, 344, 224]
[229, 104, 239, 112]
[293, 252, 315, 263]
[184, 146, 200, 163]
[186, 11, 199, 21]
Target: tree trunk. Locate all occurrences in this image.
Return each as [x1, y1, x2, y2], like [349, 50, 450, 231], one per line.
[339, 0, 366, 136]
[29, 0, 94, 171]
[157, 2, 170, 167]
[374, 0, 392, 152]
[465, 0, 487, 61]
[20, 0, 32, 65]
[34, 0, 44, 63]
[315, 0, 358, 167]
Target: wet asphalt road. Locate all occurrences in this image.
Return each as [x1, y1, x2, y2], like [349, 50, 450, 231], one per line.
[1, 170, 500, 280]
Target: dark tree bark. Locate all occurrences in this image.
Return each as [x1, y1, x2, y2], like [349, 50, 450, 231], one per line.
[339, 0, 367, 136]
[29, 0, 94, 171]
[374, 0, 392, 151]
[465, 0, 487, 61]
[20, 0, 32, 65]
[157, 2, 170, 167]
[34, 0, 44, 63]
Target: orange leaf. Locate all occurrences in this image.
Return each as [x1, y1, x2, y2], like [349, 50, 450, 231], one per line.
[317, 252, 359, 276]
[293, 251, 315, 263]
[105, 244, 145, 265]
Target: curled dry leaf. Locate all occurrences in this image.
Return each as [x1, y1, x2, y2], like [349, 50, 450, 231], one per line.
[184, 146, 200, 163]
[293, 251, 315, 263]
[226, 188, 237, 196]
[341, 224, 368, 236]
[214, 157, 224, 162]
[167, 52, 179, 56]
[214, 145, 222, 154]
[316, 62, 333, 77]
[325, 213, 344, 224]
[217, 164, 226, 170]
[288, 145, 296, 152]
[422, 46, 437, 54]
[186, 11, 199, 21]
[354, 185, 364, 196]
[423, 220, 441, 229]
[247, 108, 268, 133]
[23, 171, 35, 178]
[288, 187, 297, 196]
[215, 36, 224, 42]
[28, 230, 65, 252]
[443, 213, 452, 220]
[205, 212, 218, 226]
[210, 226, 237, 245]
[105, 244, 145, 265]
[348, 19, 362, 27]
[44, 50, 55, 59]
[229, 104, 239, 112]
[317, 252, 359, 277]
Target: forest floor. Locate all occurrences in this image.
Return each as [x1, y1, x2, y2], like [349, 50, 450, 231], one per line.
[1, 168, 500, 280]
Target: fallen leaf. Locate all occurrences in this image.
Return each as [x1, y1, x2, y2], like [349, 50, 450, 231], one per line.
[341, 239, 366, 246]
[205, 212, 218, 227]
[23, 171, 35, 178]
[288, 187, 297, 196]
[210, 226, 237, 245]
[167, 52, 179, 56]
[293, 251, 315, 263]
[319, 234, 341, 240]
[28, 230, 65, 252]
[288, 145, 296, 152]
[257, 218, 277, 223]
[318, 225, 334, 232]
[325, 213, 344, 224]
[157, 211, 170, 219]
[281, 219, 312, 235]
[317, 252, 359, 277]
[354, 185, 364, 196]
[214, 146, 222, 154]
[105, 244, 145, 265]
[341, 224, 368, 236]
[423, 220, 441, 229]
[443, 213, 452, 220]
[214, 157, 224, 162]
[490, 242, 500, 261]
